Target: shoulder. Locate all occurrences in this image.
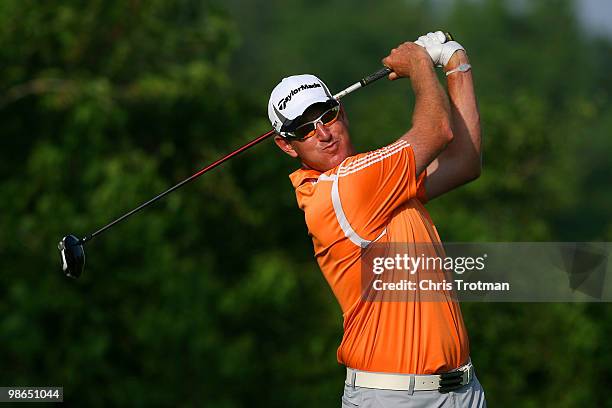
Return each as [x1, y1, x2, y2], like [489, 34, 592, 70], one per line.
[335, 139, 412, 178]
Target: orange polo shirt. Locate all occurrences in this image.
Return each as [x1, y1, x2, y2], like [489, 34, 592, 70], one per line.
[289, 139, 469, 374]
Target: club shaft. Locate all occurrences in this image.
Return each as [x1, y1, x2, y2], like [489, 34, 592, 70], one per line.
[332, 31, 452, 100]
[81, 130, 275, 244]
[333, 67, 392, 100]
[80, 66, 393, 245]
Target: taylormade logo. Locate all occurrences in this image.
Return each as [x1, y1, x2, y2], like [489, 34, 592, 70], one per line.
[277, 83, 322, 110]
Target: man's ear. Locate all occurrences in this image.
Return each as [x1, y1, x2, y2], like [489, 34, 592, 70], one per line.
[274, 135, 298, 158]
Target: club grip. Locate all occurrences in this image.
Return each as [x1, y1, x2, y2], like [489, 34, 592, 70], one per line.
[360, 67, 393, 87]
[346, 32, 454, 95]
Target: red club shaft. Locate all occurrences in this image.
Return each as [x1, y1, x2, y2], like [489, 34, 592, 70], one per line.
[80, 130, 275, 244]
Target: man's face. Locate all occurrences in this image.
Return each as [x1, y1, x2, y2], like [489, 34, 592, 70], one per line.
[274, 104, 354, 172]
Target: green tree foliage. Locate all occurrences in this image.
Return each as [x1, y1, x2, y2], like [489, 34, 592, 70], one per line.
[1, 0, 611, 406]
[0, 1, 330, 406]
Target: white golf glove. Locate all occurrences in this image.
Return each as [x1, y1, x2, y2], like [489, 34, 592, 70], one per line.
[414, 31, 465, 67]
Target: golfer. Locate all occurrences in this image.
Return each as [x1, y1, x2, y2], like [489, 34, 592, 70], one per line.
[268, 31, 485, 407]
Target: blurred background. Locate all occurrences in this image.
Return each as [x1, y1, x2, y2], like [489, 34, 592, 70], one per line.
[1, 0, 611, 406]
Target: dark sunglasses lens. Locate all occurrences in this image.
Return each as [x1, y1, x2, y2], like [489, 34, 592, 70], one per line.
[294, 124, 316, 139]
[288, 104, 340, 140]
[321, 106, 340, 123]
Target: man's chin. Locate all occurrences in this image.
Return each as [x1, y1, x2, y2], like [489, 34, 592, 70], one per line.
[329, 148, 354, 168]
[310, 155, 348, 172]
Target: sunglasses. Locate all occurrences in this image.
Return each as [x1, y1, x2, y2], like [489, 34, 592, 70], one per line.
[284, 103, 341, 141]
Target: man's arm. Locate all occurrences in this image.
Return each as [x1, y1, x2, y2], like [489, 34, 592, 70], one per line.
[383, 42, 454, 177]
[424, 50, 481, 200]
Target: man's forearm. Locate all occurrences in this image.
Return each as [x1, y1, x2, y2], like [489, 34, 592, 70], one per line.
[383, 41, 453, 176]
[444, 51, 481, 174]
[402, 60, 453, 175]
[422, 50, 481, 200]
[411, 60, 452, 135]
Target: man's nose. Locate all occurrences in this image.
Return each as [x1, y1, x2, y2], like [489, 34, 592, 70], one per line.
[314, 121, 333, 141]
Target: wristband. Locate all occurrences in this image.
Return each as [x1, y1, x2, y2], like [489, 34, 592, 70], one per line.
[445, 63, 471, 77]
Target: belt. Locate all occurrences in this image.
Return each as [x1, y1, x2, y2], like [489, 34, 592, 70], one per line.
[345, 361, 473, 393]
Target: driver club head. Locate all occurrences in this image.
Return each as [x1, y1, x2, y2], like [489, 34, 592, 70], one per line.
[58, 234, 85, 279]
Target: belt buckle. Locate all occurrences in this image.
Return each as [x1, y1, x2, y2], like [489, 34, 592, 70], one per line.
[438, 365, 470, 394]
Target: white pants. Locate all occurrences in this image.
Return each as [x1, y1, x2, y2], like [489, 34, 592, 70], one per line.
[341, 374, 486, 408]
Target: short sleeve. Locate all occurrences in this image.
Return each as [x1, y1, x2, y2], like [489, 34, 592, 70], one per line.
[335, 139, 421, 239]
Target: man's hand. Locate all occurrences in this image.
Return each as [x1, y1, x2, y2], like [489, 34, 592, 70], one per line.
[415, 31, 465, 67]
[382, 42, 433, 81]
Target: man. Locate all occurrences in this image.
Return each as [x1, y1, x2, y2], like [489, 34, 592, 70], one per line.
[268, 31, 485, 407]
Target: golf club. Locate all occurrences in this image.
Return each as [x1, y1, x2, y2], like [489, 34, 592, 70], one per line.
[58, 30, 457, 279]
[58, 66, 395, 279]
